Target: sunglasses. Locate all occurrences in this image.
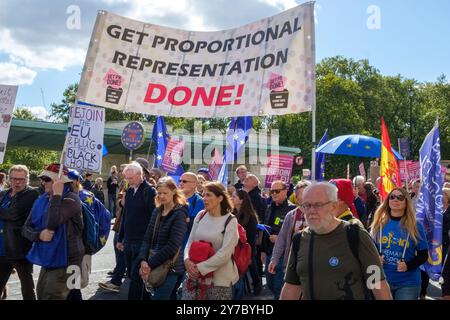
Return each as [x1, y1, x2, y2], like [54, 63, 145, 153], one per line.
[40, 176, 53, 183]
[389, 194, 406, 201]
[270, 189, 286, 195]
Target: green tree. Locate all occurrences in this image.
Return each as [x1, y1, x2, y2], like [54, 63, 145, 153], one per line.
[2, 108, 59, 174]
[13, 108, 38, 121]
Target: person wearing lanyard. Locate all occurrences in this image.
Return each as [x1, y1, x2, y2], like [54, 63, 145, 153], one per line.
[370, 188, 428, 300]
[261, 180, 296, 300]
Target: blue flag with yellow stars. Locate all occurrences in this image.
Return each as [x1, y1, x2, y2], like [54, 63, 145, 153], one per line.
[151, 116, 184, 178]
[315, 129, 328, 181]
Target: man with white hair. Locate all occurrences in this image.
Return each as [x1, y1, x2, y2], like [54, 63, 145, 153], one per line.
[353, 175, 367, 202]
[99, 162, 156, 300]
[280, 182, 392, 300]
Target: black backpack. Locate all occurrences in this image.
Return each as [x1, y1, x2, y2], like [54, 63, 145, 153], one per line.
[292, 223, 374, 300]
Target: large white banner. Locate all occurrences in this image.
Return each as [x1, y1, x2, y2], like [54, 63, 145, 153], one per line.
[78, 2, 316, 118]
[64, 104, 105, 173]
[0, 85, 18, 163]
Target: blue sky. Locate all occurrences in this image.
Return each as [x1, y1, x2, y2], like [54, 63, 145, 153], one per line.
[1, 0, 449, 119]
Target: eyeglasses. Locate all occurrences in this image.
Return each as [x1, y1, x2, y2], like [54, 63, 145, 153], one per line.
[300, 201, 333, 211]
[40, 176, 52, 183]
[389, 194, 406, 201]
[270, 189, 286, 195]
[10, 177, 26, 182]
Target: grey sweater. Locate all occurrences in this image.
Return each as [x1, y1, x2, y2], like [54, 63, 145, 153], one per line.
[270, 207, 305, 270]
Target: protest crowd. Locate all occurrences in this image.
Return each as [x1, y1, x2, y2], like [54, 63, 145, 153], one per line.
[1, 1, 449, 304]
[0, 157, 449, 301]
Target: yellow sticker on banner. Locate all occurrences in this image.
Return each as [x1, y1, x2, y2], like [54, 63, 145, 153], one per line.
[274, 217, 281, 225]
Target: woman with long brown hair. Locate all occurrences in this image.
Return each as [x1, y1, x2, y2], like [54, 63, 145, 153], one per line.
[183, 182, 239, 300]
[370, 187, 428, 300]
[138, 177, 188, 300]
[231, 189, 259, 298]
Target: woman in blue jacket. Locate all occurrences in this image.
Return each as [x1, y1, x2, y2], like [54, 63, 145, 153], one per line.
[138, 177, 187, 300]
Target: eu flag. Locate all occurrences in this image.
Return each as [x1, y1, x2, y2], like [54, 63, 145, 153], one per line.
[151, 116, 184, 178]
[315, 129, 328, 181]
[224, 117, 253, 163]
[416, 121, 443, 281]
[218, 117, 252, 185]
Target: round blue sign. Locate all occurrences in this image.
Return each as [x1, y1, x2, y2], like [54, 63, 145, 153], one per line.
[121, 122, 146, 150]
[329, 257, 339, 267]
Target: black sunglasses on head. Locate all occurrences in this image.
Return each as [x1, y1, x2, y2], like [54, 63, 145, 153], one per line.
[40, 176, 52, 183]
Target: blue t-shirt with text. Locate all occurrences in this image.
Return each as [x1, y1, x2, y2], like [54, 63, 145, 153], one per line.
[380, 219, 428, 287]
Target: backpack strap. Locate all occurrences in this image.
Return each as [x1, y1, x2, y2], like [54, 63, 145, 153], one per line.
[197, 210, 207, 222]
[346, 223, 360, 261]
[308, 232, 316, 300]
[222, 214, 235, 235]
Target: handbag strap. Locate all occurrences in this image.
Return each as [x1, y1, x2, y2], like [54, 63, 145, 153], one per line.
[149, 209, 163, 253]
[149, 208, 181, 266]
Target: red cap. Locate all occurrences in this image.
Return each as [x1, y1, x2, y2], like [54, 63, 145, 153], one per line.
[329, 179, 358, 217]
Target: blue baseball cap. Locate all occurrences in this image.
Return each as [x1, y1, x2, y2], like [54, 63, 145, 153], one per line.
[68, 169, 84, 182]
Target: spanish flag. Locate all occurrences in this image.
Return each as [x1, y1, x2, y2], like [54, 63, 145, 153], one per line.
[380, 118, 400, 201]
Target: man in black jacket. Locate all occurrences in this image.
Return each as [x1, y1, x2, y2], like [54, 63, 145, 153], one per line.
[262, 180, 296, 300]
[243, 173, 268, 290]
[99, 162, 156, 300]
[0, 165, 39, 300]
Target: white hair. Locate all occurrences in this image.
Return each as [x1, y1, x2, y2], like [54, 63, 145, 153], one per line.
[303, 182, 338, 202]
[353, 175, 365, 186]
[9, 165, 30, 183]
[124, 162, 143, 176]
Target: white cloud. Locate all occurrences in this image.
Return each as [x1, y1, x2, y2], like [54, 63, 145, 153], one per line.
[0, 0, 295, 74]
[15, 106, 48, 120]
[259, 0, 298, 11]
[0, 62, 37, 85]
[0, 30, 85, 71]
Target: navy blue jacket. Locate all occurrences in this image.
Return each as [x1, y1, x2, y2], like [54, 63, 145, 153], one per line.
[118, 181, 156, 243]
[138, 205, 188, 274]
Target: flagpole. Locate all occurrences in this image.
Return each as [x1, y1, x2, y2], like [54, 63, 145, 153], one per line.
[398, 138, 410, 191]
[146, 135, 153, 163]
[311, 105, 316, 182]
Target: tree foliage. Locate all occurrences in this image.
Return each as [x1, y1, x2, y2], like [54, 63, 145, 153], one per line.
[46, 57, 450, 179]
[1, 108, 59, 174]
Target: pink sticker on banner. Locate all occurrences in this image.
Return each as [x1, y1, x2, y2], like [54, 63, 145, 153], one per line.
[264, 73, 287, 92]
[103, 69, 123, 89]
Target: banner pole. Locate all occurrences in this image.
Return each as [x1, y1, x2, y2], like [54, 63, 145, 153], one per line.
[347, 163, 350, 180]
[311, 105, 316, 182]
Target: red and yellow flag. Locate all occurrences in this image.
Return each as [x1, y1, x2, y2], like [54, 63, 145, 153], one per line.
[380, 117, 400, 201]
